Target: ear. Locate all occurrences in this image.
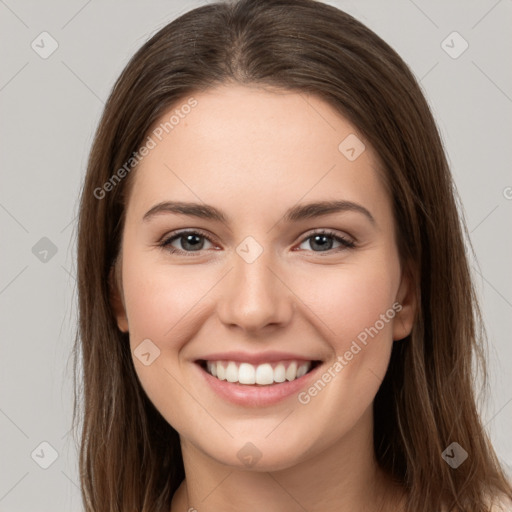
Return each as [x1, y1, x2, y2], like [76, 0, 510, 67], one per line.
[392, 263, 417, 341]
[108, 260, 129, 333]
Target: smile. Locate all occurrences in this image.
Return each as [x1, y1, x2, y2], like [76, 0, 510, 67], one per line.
[198, 359, 321, 386]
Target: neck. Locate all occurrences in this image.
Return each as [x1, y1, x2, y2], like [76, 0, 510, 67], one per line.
[170, 406, 405, 512]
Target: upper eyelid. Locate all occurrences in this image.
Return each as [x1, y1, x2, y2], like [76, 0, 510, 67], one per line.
[158, 229, 217, 251]
[161, 228, 215, 244]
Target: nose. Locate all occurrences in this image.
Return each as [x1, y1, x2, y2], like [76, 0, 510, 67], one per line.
[216, 245, 294, 334]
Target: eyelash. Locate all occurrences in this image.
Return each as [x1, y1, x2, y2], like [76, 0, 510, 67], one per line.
[158, 228, 356, 256]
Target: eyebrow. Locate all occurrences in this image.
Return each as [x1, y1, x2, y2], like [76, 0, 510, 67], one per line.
[143, 200, 376, 226]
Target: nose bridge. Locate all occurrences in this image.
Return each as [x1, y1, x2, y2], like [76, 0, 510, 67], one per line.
[217, 236, 292, 332]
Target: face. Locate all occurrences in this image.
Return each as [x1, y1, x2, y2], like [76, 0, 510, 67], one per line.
[111, 84, 415, 471]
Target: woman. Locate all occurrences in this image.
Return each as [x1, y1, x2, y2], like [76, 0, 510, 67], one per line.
[73, 0, 512, 510]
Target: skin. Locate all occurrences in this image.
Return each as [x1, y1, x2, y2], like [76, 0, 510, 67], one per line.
[111, 83, 416, 512]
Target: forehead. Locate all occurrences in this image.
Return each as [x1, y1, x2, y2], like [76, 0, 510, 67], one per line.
[127, 84, 389, 223]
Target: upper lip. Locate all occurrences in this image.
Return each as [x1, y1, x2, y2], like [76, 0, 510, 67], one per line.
[195, 351, 322, 365]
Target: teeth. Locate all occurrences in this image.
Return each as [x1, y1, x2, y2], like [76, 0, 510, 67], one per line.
[274, 363, 286, 383]
[226, 362, 238, 383]
[255, 363, 274, 385]
[296, 364, 308, 378]
[216, 362, 226, 380]
[204, 360, 313, 385]
[285, 362, 297, 381]
[239, 363, 256, 384]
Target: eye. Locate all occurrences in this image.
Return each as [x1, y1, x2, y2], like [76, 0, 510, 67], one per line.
[159, 230, 216, 256]
[158, 228, 355, 256]
[296, 229, 355, 253]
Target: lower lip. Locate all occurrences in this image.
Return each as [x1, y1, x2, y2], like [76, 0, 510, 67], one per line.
[194, 362, 322, 407]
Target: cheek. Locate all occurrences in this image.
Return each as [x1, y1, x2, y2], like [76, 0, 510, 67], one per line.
[293, 253, 401, 413]
[288, 261, 400, 436]
[122, 256, 206, 343]
[297, 259, 400, 349]
[121, 254, 209, 432]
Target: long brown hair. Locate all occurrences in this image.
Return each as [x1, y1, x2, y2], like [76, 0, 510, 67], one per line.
[73, 0, 512, 510]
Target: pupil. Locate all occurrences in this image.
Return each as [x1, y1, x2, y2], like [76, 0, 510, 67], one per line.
[312, 235, 332, 251]
[184, 234, 202, 250]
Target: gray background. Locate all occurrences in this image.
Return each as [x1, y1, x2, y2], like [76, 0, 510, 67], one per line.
[0, 0, 511, 510]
